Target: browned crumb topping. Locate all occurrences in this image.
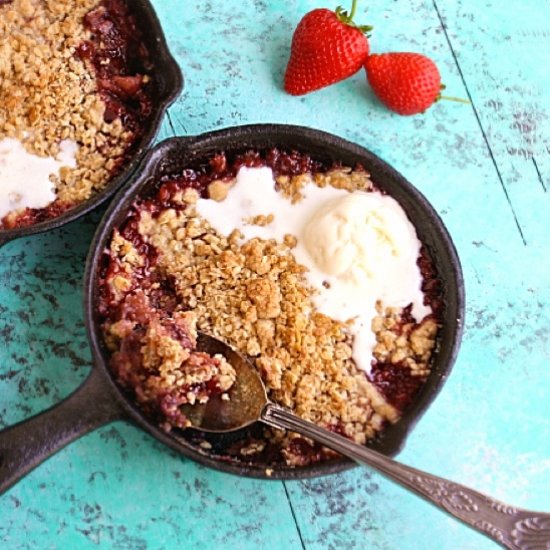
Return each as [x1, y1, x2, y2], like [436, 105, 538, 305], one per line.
[101, 163, 441, 466]
[207, 180, 230, 202]
[0, 0, 153, 228]
[276, 167, 374, 203]
[372, 303, 437, 376]
[136, 203, 397, 448]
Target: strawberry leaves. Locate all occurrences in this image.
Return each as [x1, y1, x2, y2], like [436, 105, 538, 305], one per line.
[335, 0, 373, 34]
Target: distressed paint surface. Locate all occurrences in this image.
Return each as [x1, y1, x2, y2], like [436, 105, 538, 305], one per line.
[0, 0, 549, 549]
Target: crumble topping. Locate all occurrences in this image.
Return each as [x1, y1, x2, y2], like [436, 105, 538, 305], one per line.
[98, 150, 442, 466]
[0, 0, 154, 228]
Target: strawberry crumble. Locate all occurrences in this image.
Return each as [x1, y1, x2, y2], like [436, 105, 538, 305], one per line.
[0, 0, 155, 229]
[98, 149, 442, 467]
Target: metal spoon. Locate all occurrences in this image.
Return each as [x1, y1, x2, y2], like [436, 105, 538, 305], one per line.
[184, 333, 550, 550]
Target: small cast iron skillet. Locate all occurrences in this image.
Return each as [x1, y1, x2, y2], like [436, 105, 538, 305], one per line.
[0, 0, 183, 248]
[0, 125, 464, 493]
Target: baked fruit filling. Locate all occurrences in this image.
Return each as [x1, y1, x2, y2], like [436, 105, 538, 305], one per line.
[0, 0, 155, 229]
[106, 291, 235, 430]
[98, 148, 443, 467]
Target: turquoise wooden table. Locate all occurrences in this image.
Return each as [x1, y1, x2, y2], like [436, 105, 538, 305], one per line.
[1, 1, 549, 548]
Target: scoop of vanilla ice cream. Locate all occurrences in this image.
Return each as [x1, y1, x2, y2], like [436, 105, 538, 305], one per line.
[302, 192, 421, 304]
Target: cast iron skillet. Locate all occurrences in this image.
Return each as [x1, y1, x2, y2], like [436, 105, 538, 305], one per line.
[0, 124, 465, 493]
[0, 0, 183, 248]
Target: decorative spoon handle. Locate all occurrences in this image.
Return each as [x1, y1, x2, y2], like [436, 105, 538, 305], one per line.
[262, 403, 550, 549]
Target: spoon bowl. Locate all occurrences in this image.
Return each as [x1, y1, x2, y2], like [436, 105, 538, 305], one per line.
[181, 333, 267, 433]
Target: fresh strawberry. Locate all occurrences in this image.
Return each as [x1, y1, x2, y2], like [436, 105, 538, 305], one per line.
[364, 53, 442, 115]
[284, 2, 372, 96]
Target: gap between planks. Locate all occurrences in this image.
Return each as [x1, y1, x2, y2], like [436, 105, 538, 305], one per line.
[532, 157, 547, 192]
[432, 0, 528, 246]
[167, 110, 178, 136]
[283, 480, 307, 550]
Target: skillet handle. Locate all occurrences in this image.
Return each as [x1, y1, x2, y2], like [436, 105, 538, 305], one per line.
[0, 367, 127, 495]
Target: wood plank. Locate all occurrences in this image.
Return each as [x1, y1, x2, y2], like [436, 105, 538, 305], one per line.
[434, 0, 550, 247]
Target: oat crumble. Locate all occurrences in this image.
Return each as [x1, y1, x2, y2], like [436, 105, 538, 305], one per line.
[98, 149, 442, 466]
[0, 0, 154, 228]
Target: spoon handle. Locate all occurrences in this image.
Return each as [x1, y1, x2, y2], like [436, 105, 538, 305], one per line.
[262, 403, 550, 550]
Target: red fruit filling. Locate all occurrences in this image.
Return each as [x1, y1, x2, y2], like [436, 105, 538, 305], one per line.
[78, 0, 154, 132]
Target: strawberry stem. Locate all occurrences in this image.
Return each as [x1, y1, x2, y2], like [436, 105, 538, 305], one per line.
[349, 0, 358, 20]
[439, 95, 471, 104]
[335, 1, 373, 33]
